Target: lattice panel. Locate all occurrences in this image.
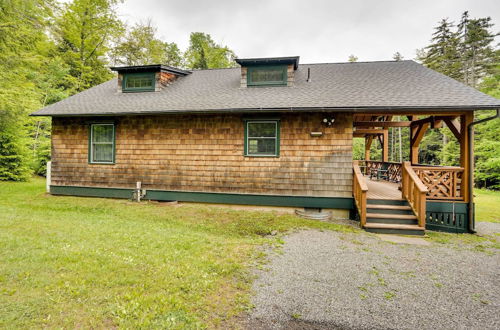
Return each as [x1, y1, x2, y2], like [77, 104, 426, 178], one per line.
[415, 169, 463, 199]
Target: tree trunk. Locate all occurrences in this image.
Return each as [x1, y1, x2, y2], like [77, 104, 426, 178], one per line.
[33, 121, 41, 156]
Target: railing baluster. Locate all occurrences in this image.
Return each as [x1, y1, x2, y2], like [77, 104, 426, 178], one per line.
[353, 161, 368, 227]
[401, 162, 428, 228]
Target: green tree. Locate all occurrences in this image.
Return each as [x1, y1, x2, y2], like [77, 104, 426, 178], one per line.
[474, 71, 500, 188]
[111, 20, 182, 67]
[54, 0, 124, 91]
[417, 18, 462, 80]
[0, 126, 31, 181]
[392, 52, 404, 61]
[458, 12, 499, 87]
[184, 32, 236, 69]
[0, 0, 63, 181]
[348, 54, 358, 62]
[417, 12, 499, 189]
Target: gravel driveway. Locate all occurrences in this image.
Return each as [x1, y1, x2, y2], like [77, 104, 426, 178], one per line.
[246, 227, 500, 329]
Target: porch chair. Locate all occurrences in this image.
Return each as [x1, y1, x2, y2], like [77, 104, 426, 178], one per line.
[369, 162, 389, 181]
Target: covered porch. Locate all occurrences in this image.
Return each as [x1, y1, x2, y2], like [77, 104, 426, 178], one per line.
[352, 112, 474, 234]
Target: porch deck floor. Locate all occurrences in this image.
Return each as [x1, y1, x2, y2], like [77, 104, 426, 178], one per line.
[364, 176, 402, 200]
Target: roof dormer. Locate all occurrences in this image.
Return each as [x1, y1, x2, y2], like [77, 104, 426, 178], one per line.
[110, 64, 191, 93]
[235, 56, 299, 88]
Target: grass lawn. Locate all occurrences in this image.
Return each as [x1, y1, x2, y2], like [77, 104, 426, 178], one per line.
[0, 178, 356, 328]
[475, 189, 500, 223]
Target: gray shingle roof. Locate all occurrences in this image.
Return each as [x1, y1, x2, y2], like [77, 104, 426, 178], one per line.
[32, 60, 500, 116]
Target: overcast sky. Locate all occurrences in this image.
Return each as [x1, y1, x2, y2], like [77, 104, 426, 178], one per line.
[115, 0, 499, 63]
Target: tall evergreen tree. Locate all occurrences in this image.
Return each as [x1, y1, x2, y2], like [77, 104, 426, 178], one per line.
[418, 18, 462, 80]
[392, 52, 404, 61]
[457, 12, 498, 87]
[418, 12, 499, 188]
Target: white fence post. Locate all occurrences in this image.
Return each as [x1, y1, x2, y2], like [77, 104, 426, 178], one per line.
[46, 161, 51, 193]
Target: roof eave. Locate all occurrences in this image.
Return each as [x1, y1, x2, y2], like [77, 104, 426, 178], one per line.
[235, 56, 300, 70]
[30, 105, 500, 117]
[109, 64, 191, 76]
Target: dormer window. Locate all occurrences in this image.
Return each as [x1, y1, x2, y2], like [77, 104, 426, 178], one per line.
[236, 56, 299, 88]
[123, 73, 155, 92]
[247, 66, 287, 87]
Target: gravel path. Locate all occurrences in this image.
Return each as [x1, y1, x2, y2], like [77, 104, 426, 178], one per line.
[246, 228, 500, 330]
[476, 221, 500, 236]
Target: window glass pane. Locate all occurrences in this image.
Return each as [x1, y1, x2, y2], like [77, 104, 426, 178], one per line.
[125, 75, 154, 89]
[250, 68, 284, 83]
[93, 144, 113, 162]
[248, 122, 276, 137]
[92, 125, 113, 143]
[248, 138, 276, 155]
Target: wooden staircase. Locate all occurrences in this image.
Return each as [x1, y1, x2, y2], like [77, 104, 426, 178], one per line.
[353, 161, 428, 236]
[363, 199, 425, 235]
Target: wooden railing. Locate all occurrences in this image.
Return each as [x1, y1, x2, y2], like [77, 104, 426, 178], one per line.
[353, 161, 368, 227]
[401, 162, 427, 228]
[361, 160, 402, 182]
[357, 160, 465, 201]
[413, 166, 465, 201]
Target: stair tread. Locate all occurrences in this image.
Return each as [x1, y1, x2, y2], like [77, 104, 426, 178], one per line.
[367, 205, 412, 210]
[364, 223, 425, 230]
[367, 213, 417, 219]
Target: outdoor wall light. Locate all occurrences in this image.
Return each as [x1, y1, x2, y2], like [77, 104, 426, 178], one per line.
[322, 117, 335, 126]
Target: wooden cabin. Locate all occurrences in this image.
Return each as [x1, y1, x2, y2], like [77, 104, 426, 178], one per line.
[32, 56, 500, 235]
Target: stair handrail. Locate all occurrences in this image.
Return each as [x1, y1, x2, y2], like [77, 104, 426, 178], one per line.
[401, 161, 428, 228]
[353, 161, 368, 227]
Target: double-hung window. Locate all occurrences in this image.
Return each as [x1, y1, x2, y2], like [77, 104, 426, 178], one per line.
[247, 65, 287, 87]
[89, 123, 115, 164]
[244, 120, 280, 157]
[122, 73, 155, 92]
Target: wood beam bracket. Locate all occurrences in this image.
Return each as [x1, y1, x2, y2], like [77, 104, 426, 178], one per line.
[411, 122, 430, 147]
[443, 117, 462, 140]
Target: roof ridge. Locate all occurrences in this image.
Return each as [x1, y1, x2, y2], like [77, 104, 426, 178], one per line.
[299, 60, 415, 66]
[189, 67, 240, 71]
[187, 60, 417, 72]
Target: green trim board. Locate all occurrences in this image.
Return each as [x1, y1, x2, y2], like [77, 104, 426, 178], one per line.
[50, 185, 132, 199]
[247, 65, 288, 86]
[49, 185, 354, 209]
[122, 72, 156, 92]
[425, 201, 469, 233]
[243, 119, 280, 157]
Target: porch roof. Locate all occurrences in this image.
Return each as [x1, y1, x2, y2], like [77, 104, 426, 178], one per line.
[32, 60, 500, 117]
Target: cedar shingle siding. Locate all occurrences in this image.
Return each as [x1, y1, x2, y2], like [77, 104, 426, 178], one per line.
[51, 113, 353, 197]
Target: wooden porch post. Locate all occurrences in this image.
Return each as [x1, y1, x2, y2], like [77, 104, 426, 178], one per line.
[382, 129, 389, 162]
[460, 112, 474, 203]
[410, 122, 430, 165]
[364, 136, 372, 160]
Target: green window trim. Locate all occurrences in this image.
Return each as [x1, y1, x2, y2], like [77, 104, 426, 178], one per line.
[244, 119, 280, 157]
[247, 65, 288, 87]
[122, 72, 156, 92]
[88, 123, 116, 164]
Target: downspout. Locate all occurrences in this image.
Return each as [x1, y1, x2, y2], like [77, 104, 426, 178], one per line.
[467, 109, 500, 233]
